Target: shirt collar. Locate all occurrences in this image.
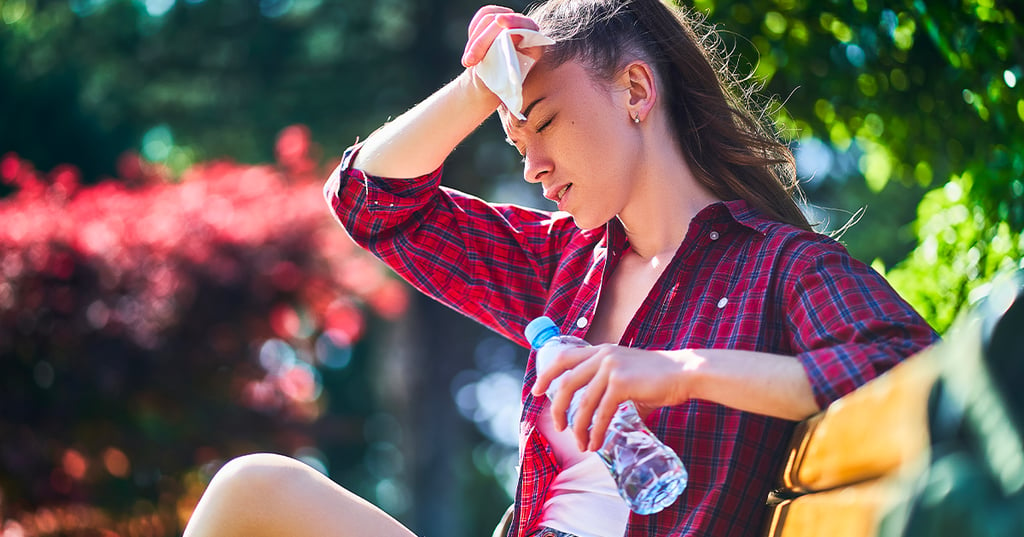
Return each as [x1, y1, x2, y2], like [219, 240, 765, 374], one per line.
[719, 198, 780, 236]
[600, 198, 777, 254]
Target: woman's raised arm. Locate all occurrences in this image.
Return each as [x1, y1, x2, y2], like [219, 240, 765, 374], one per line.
[353, 7, 540, 178]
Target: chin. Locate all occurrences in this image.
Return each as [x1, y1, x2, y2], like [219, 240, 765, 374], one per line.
[569, 214, 609, 232]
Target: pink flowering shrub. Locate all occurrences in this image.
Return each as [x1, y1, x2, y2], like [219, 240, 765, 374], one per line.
[0, 126, 408, 536]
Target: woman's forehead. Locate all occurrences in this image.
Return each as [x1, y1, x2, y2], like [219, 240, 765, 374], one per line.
[520, 60, 591, 104]
[499, 60, 610, 138]
[496, 62, 563, 124]
[526, 57, 580, 88]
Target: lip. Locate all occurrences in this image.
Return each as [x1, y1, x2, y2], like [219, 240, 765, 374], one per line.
[556, 184, 570, 211]
[542, 183, 571, 208]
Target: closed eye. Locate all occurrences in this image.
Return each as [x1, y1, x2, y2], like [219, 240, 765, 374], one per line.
[536, 115, 554, 133]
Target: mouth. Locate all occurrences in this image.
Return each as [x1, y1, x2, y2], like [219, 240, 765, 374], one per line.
[544, 183, 572, 203]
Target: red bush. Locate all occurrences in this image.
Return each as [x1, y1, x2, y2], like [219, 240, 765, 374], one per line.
[0, 126, 408, 536]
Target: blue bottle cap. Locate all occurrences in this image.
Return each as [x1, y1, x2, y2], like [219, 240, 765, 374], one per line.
[525, 316, 561, 349]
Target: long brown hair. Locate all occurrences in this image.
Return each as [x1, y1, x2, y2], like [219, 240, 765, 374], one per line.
[527, 0, 812, 231]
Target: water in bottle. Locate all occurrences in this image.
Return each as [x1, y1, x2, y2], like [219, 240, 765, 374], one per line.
[524, 316, 688, 515]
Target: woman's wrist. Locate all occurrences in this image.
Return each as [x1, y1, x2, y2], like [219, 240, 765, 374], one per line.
[669, 349, 705, 405]
[458, 67, 502, 114]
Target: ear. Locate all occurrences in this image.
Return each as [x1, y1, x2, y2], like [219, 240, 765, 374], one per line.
[620, 60, 658, 123]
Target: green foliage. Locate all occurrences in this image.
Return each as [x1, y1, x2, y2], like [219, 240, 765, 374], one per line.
[0, 0, 495, 178]
[871, 1, 1024, 333]
[692, 0, 1024, 332]
[887, 173, 1023, 331]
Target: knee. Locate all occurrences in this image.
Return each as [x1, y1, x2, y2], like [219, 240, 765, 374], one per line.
[206, 453, 316, 500]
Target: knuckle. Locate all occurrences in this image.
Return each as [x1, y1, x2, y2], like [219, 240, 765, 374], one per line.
[553, 350, 574, 369]
[557, 391, 572, 409]
[598, 355, 620, 373]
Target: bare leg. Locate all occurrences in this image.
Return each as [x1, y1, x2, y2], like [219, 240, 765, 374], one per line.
[183, 453, 418, 537]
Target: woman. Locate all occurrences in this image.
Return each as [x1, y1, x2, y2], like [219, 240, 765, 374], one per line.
[183, 1, 938, 537]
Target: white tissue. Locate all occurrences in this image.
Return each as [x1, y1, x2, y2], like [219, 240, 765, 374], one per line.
[475, 28, 555, 120]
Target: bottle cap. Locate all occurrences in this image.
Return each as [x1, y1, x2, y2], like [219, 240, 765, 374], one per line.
[525, 316, 561, 349]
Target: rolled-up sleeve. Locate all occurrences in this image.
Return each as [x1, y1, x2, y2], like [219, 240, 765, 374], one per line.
[324, 144, 444, 241]
[785, 245, 939, 409]
[323, 144, 578, 344]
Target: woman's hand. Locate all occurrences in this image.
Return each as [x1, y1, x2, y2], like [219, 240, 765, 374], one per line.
[531, 344, 702, 452]
[462, 5, 541, 67]
[531, 344, 821, 453]
[351, 6, 541, 179]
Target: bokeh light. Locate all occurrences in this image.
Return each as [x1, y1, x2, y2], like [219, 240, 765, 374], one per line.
[451, 336, 525, 497]
[102, 447, 132, 478]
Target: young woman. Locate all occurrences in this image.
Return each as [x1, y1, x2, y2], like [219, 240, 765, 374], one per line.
[183, 2, 938, 537]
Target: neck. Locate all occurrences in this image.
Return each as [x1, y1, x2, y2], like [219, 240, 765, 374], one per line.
[617, 133, 720, 261]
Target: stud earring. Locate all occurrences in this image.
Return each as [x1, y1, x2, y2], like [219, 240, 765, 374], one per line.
[633, 113, 641, 124]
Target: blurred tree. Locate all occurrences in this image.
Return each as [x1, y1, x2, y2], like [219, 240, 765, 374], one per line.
[1, 1, 521, 536]
[0, 127, 411, 535]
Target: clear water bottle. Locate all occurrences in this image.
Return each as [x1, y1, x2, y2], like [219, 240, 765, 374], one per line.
[524, 316, 688, 515]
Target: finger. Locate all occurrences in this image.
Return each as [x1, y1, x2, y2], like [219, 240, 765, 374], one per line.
[547, 352, 602, 432]
[571, 365, 610, 451]
[463, 18, 505, 67]
[463, 13, 497, 66]
[491, 14, 542, 56]
[519, 43, 547, 63]
[531, 345, 594, 397]
[495, 13, 540, 33]
[468, 6, 514, 39]
[549, 375, 578, 432]
[531, 351, 561, 397]
[464, 13, 542, 67]
[587, 373, 624, 452]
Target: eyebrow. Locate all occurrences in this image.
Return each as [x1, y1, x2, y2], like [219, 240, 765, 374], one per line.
[505, 97, 547, 147]
[509, 97, 546, 128]
[521, 97, 545, 121]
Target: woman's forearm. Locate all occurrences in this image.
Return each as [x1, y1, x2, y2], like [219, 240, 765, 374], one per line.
[352, 69, 501, 178]
[681, 348, 820, 421]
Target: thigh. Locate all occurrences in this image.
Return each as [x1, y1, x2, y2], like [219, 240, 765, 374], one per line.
[184, 453, 418, 537]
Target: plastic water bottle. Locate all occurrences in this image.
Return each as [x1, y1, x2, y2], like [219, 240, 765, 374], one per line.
[524, 316, 688, 515]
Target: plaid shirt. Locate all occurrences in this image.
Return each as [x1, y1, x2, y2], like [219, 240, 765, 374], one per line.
[325, 144, 939, 537]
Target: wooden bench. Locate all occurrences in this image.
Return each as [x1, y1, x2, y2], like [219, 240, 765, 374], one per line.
[765, 272, 1024, 537]
[763, 341, 941, 537]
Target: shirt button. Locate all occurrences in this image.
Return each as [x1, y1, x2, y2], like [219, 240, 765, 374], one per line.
[717, 297, 729, 309]
[710, 231, 720, 240]
[576, 317, 588, 328]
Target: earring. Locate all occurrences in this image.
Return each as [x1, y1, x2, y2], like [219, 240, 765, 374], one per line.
[633, 113, 641, 124]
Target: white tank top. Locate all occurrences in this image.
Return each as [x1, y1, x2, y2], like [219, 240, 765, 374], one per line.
[536, 401, 629, 537]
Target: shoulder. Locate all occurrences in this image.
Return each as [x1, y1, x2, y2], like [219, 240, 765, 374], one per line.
[721, 199, 854, 265]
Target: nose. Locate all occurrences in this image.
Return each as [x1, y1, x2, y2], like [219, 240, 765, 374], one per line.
[522, 150, 552, 184]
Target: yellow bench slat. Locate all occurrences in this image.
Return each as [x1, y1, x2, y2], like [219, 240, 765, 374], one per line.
[780, 349, 940, 493]
[765, 478, 902, 537]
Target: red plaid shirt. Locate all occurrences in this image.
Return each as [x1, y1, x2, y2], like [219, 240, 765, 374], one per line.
[325, 144, 939, 537]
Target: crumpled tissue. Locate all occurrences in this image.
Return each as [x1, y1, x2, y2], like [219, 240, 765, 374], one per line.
[475, 28, 555, 120]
